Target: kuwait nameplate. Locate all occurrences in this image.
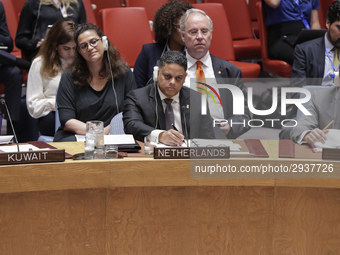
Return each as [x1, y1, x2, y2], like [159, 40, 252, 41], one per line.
[154, 147, 230, 159]
[0, 149, 65, 165]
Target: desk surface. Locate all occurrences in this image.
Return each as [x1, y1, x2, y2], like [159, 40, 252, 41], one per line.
[0, 140, 339, 194]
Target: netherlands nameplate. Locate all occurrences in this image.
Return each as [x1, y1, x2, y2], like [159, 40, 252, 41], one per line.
[154, 147, 230, 159]
[0, 149, 65, 165]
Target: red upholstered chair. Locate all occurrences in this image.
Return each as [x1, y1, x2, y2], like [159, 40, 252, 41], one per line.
[125, 0, 168, 21]
[82, 0, 98, 26]
[201, 0, 261, 60]
[256, 1, 292, 77]
[100, 7, 154, 68]
[192, 3, 261, 79]
[248, 0, 261, 38]
[90, 0, 123, 29]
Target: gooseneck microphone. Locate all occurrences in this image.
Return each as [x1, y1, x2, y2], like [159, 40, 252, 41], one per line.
[0, 99, 20, 152]
[181, 105, 189, 147]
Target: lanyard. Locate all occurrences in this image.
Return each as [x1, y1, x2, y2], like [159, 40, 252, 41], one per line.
[325, 47, 340, 78]
[53, 0, 68, 18]
[292, 0, 311, 29]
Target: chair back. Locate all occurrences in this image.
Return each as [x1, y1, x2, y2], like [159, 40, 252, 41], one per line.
[110, 112, 125, 135]
[100, 7, 154, 68]
[125, 0, 168, 21]
[192, 3, 235, 61]
[256, 1, 291, 77]
[202, 0, 253, 41]
[82, 0, 98, 26]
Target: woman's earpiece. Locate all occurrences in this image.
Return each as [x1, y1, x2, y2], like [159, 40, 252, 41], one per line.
[102, 36, 108, 51]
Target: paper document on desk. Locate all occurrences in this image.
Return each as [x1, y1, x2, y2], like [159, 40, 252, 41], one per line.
[0, 144, 43, 152]
[76, 134, 136, 144]
[314, 129, 340, 152]
[0, 135, 14, 144]
[190, 139, 242, 151]
[104, 134, 135, 145]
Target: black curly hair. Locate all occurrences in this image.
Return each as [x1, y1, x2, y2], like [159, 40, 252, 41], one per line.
[153, 0, 193, 45]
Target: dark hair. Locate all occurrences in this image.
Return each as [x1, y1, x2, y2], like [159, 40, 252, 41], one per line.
[37, 18, 76, 78]
[153, 0, 193, 45]
[327, 1, 340, 24]
[158, 50, 187, 71]
[72, 23, 128, 87]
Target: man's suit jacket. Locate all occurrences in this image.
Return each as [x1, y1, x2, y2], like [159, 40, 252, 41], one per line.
[290, 86, 340, 142]
[291, 36, 326, 88]
[208, 55, 251, 138]
[123, 84, 215, 142]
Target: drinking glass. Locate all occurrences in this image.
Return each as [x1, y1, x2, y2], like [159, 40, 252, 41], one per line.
[84, 120, 104, 159]
[144, 136, 155, 155]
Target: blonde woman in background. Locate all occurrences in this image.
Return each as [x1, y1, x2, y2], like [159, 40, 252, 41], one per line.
[26, 18, 76, 137]
[15, 0, 86, 60]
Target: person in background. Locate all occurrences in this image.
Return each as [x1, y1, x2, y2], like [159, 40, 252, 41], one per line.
[26, 18, 76, 137]
[133, 0, 193, 88]
[16, 0, 86, 61]
[291, 1, 340, 88]
[180, 8, 250, 139]
[263, 0, 321, 65]
[0, 1, 27, 138]
[124, 50, 215, 145]
[54, 23, 136, 142]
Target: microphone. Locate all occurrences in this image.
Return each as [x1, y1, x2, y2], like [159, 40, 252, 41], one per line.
[0, 99, 20, 152]
[181, 105, 189, 147]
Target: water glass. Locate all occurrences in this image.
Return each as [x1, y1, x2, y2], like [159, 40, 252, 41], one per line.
[84, 120, 104, 159]
[144, 136, 155, 155]
[105, 145, 118, 159]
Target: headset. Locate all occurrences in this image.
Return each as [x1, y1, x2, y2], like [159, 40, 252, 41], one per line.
[102, 36, 108, 51]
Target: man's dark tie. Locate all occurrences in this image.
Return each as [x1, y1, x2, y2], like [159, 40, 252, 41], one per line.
[164, 98, 174, 130]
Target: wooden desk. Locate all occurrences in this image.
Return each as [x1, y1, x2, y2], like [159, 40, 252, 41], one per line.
[0, 141, 340, 254]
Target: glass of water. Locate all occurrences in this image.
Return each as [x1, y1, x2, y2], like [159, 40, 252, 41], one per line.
[84, 120, 104, 159]
[144, 136, 155, 155]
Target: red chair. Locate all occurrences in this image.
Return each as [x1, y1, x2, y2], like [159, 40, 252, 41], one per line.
[82, 0, 98, 26]
[90, 0, 123, 29]
[256, 1, 292, 77]
[248, 0, 260, 38]
[125, 0, 168, 21]
[100, 7, 154, 68]
[192, 3, 261, 79]
[201, 0, 261, 60]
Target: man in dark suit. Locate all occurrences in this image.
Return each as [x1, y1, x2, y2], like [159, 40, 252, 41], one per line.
[291, 1, 340, 88]
[123, 50, 215, 145]
[180, 8, 250, 139]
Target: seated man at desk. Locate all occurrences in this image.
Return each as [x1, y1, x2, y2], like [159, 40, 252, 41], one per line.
[123, 50, 215, 146]
[290, 86, 340, 147]
[291, 1, 340, 88]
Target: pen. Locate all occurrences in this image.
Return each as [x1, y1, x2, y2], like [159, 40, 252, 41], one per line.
[172, 124, 178, 131]
[322, 120, 334, 131]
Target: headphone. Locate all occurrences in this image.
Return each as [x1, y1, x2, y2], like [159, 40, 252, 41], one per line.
[102, 36, 108, 51]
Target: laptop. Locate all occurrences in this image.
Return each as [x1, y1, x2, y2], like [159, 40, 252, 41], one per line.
[294, 29, 327, 46]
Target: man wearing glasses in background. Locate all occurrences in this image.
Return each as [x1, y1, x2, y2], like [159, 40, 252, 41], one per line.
[180, 8, 250, 139]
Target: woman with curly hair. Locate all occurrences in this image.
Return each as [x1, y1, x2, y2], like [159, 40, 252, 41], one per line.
[26, 18, 76, 137]
[16, 0, 86, 61]
[133, 0, 192, 88]
[53, 23, 136, 142]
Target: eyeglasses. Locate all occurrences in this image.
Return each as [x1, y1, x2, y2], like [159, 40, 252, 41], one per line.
[188, 28, 211, 37]
[78, 38, 101, 52]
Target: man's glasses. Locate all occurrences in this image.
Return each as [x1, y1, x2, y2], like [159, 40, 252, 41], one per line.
[78, 38, 101, 52]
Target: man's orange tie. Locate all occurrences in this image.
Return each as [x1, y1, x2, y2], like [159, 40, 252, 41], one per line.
[196, 61, 206, 94]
